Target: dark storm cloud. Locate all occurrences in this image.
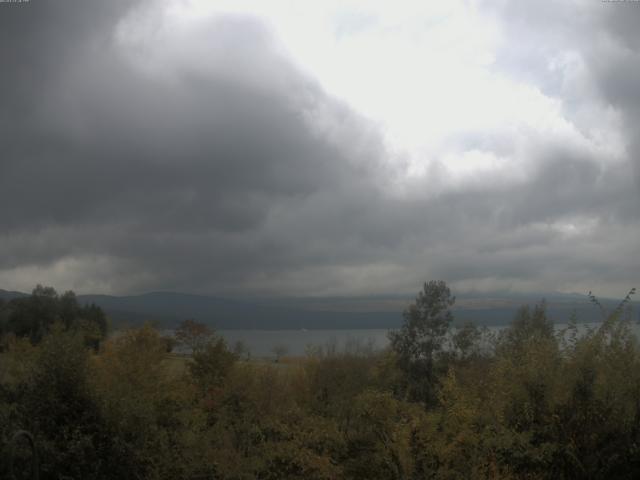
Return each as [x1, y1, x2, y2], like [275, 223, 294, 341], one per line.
[0, 0, 397, 293]
[2, 9, 351, 231]
[591, 4, 640, 189]
[0, 0, 638, 296]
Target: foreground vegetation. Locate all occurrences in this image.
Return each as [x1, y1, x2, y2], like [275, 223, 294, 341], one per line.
[0, 283, 639, 479]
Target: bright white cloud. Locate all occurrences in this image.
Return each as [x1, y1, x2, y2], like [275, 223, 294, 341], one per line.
[147, 0, 623, 188]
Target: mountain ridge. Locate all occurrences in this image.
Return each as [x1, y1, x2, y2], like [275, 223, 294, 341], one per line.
[3, 288, 634, 329]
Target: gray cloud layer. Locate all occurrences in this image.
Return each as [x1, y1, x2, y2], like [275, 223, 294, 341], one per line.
[0, 0, 638, 297]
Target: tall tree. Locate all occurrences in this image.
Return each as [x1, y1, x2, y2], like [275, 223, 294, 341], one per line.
[388, 280, 455, 405]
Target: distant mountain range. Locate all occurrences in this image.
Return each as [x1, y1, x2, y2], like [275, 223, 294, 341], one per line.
[0, 289, 28, 301]
[2, 288, 635, 330]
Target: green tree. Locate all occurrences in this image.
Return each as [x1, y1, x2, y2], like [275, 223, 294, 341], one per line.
[4, 286, 108, 347]
[7, 285, 59, 343]
[451, 321, 483, 361]
[342, 391, 417, 479]
[497, 301, 554, 356]
[18, 325, 115, 479]
[0, 297, 7, 341]
[90, 324, 192, 479]
[189, 336, 238, 393]
[388, 280, 455, 406]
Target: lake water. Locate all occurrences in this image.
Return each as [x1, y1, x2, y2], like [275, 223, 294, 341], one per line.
[217, 329, 391, 357]
[215, 321, 640, 358]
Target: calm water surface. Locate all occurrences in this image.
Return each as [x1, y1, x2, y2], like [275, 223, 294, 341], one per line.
[217, 329, 390, 357]
[215, 322, 640, 358]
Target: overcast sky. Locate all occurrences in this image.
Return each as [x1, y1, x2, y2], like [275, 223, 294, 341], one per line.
[0, 0, 638, 297]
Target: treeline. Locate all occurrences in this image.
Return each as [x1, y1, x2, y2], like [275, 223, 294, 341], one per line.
[0, 282, 639, 479]
[0, 285, 108, 347]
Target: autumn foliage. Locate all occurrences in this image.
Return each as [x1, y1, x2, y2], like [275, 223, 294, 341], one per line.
[1, 284, 639, 479]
